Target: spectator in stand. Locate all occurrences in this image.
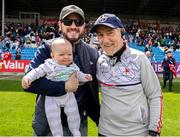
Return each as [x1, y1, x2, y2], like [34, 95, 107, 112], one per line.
[35, 32, 41, 47]
[13, 38, 21, 50]
[24, 37, 32, 48]
[145, 50, 156, 69]
[162, 50, 176, 91]
[15, 48, 21, 60]
[30, 32, 36, 44]
[0, 36, 4, 44]
[3, 49, 12, 60]
[5, 41, 11, 50]
[0, 49, 3, 60]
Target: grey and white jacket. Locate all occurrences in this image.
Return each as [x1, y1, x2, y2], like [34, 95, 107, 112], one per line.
[97, 47, 162, 136]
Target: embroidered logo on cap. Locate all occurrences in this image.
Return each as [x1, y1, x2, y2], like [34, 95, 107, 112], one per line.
[98, 14, 109, 23]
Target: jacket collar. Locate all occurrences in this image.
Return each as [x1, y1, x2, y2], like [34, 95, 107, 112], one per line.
[107, 42, 126, 63]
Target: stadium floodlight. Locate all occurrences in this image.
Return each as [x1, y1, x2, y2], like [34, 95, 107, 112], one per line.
[2, 0, 5, 37]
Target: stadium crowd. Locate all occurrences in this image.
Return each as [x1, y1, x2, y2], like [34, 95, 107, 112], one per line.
[0, 21, 180, 61]
[125, 23, 180, 52]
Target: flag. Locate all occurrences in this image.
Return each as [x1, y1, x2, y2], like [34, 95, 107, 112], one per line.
[169, 64, 177, 78]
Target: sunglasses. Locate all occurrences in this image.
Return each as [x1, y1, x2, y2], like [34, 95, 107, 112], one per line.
[61, 19, 85, 26]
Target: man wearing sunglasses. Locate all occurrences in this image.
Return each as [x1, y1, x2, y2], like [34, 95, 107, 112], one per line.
[23, 5, 100, 136]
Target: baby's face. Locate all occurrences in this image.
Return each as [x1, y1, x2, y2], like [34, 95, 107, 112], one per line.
[52, 44, 73, 65]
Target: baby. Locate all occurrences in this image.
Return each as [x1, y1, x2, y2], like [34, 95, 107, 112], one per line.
[22, 38, 92, 137]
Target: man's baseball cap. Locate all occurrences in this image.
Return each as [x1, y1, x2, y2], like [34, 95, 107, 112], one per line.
[90, 13, 124, 33]
[166, 50, 172, 54]
[59, 5, 84, 20]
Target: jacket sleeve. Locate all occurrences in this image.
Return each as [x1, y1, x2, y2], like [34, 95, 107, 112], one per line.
[173, 58, 176, 65]
[24, 43, 66, 97]
[24, 62, 49, 82]
[76, 71, 89, 82]
[140, 53, 163, 134]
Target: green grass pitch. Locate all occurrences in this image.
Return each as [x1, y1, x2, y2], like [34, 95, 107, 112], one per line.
[0, 78, 180, 136]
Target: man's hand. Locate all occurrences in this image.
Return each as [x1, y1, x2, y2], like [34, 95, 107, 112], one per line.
[65, 73, 79, 92]
[147, 130, 160, 137]
[22, 77, 31, 89]
[85, 74, 93, 81]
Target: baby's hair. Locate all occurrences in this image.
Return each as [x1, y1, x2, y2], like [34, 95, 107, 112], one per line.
[51, 38, 72, 53]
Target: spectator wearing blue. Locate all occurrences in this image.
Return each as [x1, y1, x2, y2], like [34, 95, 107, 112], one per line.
[22, 5, 100, 136]
[90, 13, 162, 136]
[162, 50, 176, 91]
[15, 48, 21, 60]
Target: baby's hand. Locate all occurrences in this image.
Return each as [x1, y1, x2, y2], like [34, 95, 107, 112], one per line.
[85, 74, 93, 81]
[22, 77, 31, 89]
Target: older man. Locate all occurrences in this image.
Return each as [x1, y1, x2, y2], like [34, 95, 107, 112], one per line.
[90, 13, 162, 136]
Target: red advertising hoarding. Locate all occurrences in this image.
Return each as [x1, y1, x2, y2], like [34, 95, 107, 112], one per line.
[0, 60, 180, 76]
[0, 60, 30, 72]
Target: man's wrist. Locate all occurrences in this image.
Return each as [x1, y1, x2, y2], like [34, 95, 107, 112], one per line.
[149, 130, 160, 137]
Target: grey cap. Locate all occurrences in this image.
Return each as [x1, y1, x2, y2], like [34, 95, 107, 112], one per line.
[59, 5, 84, 20]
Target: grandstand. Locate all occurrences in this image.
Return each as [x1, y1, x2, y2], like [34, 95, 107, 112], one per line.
[1, 42, 180, 63]
[130, 43, 180, 62]
[12, 48, 37, 60]
[0, 43, 37, 60]
[0, 0, 180, 75]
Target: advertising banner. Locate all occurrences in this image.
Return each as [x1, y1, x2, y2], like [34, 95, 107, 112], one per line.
[0, 60, 180, 75]
[0, 60, 30, 72]
[153, 62, 180, 74]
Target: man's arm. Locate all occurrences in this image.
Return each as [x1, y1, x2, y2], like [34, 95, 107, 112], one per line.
[140, 54, 162, 135]
[173, 58, 176, 66]
[24, 77, 66, 96]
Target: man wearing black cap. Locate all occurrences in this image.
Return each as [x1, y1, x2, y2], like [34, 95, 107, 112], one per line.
[23, 5, 100, 136]
[162, 50, 176, 91]
[90, 13, 162, 136]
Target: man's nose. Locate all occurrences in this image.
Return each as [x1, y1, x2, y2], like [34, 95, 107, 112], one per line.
[102, 35, 110, 43]
[70, 22, 77, 28]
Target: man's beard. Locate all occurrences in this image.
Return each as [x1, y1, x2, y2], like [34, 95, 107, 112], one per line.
[101, 44, 120, 56]
[65, 36, 80, 43]
[63, 29, 83, 43]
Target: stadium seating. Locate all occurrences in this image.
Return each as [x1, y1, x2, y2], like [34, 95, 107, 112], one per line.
[1, 43, 180, 62]
[21, 48, 37, 60]
[129, 42, 180, 62]
[129, 42, 145, 52]
[9, 48, 37, 60]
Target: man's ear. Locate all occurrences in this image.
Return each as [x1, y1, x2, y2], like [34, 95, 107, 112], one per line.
[50, 52, 53, 58]
[58, 20, 62, 32]
[121, 28, 125, 37]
